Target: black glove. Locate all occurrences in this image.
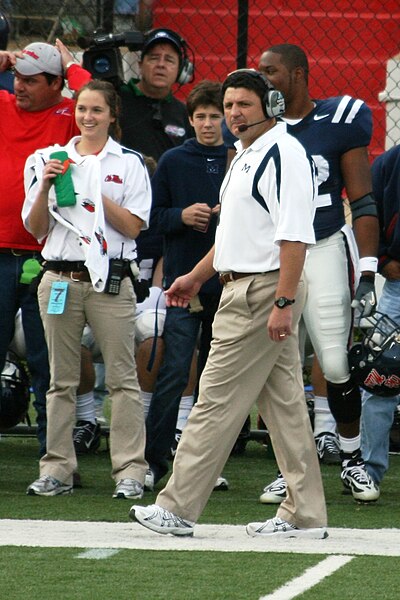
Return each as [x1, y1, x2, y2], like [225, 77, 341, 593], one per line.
[351, 275, 377, 322]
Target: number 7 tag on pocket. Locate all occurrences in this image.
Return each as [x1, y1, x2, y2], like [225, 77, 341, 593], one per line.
[47, 281, 69, 314]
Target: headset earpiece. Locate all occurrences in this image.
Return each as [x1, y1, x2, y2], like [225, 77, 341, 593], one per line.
[264, 89, 285, 118]
[225, 69, 286, 119]
[177, 57, 194, 85]
[173, 33, 194, 85]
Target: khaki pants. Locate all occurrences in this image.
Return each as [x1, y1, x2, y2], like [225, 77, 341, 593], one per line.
[38, 271, 147, 486]
[157, 271, 327, 528]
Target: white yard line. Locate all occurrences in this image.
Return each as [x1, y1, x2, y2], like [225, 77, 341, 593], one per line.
[0, 520, 399, 556]
[76, 548, 121, 559]
[259, 555, 354, 600]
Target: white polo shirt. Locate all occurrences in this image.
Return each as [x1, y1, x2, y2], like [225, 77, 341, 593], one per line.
[214, 122, 316, 273]
[23, 136, 152, 261]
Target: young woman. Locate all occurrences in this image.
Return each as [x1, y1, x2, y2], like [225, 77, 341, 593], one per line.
[22, 80, 152, 499]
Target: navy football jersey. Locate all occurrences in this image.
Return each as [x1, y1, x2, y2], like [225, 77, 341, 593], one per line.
[285, 96, 372, 240]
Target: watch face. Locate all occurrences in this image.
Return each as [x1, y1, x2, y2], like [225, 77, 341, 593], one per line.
[275, 297, 294, 308]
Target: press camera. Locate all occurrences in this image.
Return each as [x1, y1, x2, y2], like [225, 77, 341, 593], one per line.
[79, 30, 145, 88]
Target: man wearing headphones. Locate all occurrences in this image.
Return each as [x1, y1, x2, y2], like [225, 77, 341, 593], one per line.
[257, 44, 380, 505]
[119, 28, 194, 162]
[131, 69, 328, 539]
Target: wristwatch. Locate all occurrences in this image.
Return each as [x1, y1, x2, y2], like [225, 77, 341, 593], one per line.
[274, 296, 295, 309]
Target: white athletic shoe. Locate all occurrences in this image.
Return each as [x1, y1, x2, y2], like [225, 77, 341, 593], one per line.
[341, 460, 380, 503]
[27, 475, 72, 497]
[113, 478, 144, 499]
[246, 516, 328, 539]
[213, 476, 229, 491]
[130, 503, 194, 536]
[259, 473, 287, 504]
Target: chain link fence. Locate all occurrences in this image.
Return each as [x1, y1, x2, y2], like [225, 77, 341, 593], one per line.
[4, 0, 400, 157]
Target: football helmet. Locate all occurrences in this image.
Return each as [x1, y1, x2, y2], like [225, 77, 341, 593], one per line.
[0, 352, 31, 430]
[9, 309, 27, 358]
[348, 312, 400, 397]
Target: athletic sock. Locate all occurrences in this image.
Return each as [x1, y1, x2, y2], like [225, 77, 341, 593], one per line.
[313, 395, 337, 436]
[140, 390, 152, 419]
[176, 395, 195, 431]
[76, 392, 96, 424]
[340, 435, 361, 465]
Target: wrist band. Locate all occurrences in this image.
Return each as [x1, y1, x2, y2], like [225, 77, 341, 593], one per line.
[359, 256, 378, 273]
[65, 61, 77, 74]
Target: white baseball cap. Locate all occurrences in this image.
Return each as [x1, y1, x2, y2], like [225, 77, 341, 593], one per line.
[15, 42, 63, 76]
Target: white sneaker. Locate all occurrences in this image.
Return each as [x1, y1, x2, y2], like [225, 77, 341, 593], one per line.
[341, 460, 380, 503]
[113, 478, 144, 499]
[246, 516, 328, 539]
[27, 475, 72, 497]
[259, 473, 287, 504]
[130, 503, 194, 536]
[213, 476, 229, 491]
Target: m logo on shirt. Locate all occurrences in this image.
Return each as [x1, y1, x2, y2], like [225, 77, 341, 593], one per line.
[242, 164, 251, 173]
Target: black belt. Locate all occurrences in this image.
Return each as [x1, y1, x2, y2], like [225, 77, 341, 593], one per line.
[44, 260, 90, 282]
[44, 260, 88, 272]
[0, 248, 38, 256]
[44, 260, 131, 283]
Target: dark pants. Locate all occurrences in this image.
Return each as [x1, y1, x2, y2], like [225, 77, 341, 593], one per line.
[0, 253, 49, 455]
[145, 292, 220, 483]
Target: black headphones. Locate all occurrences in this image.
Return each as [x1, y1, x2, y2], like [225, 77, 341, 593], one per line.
[141, 28, 195, 85]
[226, 69, 285, 118]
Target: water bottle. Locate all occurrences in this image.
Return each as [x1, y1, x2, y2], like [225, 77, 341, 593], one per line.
[49, 150, 76, 207]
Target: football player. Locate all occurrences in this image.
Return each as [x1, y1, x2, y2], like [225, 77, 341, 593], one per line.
[257, 44, 380, 503]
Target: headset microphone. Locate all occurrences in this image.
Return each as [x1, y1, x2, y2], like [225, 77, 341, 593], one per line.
[237, 119, 269, 132]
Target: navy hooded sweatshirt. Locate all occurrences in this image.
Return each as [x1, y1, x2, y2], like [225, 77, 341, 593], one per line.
[150, 138, 227, 294]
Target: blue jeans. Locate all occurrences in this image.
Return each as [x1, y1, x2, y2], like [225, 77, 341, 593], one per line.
[361, 279, 400, 484]
[145, 292, 220, 483]
[0, 253, 49, 455]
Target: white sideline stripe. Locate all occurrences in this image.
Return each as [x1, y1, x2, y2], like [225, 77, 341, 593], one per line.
[0, 520, 399, 556]
[76, 548, 121, 560]
[259, 555, 354, 600]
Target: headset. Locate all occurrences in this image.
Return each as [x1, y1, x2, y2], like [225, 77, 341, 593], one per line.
[226, 68, 285, 119]
[141, 28, 195, 85]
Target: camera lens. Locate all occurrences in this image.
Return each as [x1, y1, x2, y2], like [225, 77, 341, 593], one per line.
[93, 54, 111, 74]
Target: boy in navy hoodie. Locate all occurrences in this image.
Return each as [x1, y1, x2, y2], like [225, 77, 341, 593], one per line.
[145, 80, 226, 486]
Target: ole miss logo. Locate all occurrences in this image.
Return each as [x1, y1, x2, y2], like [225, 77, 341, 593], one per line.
[364, 368, 400, 389]
[95, 227, 108, 256]
[105, 174, 123, 184]
[82, 199, 95, 213]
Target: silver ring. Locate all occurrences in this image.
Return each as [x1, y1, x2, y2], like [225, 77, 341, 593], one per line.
[279, 333, 286, 338]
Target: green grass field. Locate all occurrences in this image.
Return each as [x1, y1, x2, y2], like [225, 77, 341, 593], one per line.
[0, 431, 399, 599]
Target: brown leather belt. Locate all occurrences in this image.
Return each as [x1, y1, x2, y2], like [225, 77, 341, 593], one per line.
[48, 270, 91, 282]
[0, 248, 38, 256]
[219, 272, 262, 286]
